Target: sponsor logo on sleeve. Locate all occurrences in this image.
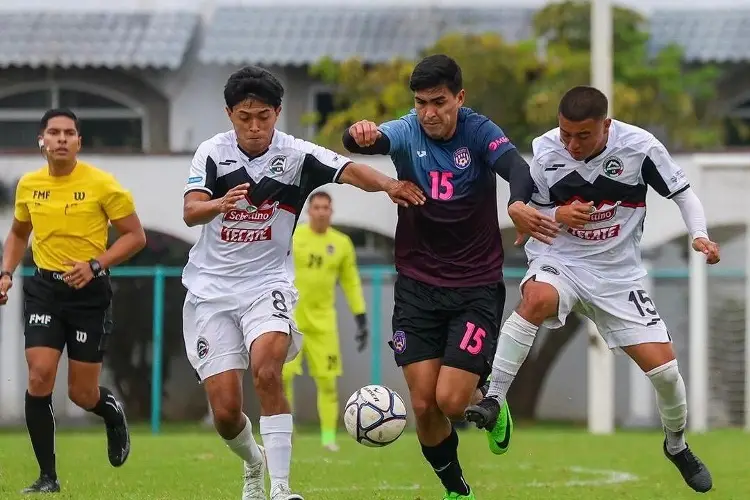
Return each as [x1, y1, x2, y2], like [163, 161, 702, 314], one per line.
[488, 136, 510, 151]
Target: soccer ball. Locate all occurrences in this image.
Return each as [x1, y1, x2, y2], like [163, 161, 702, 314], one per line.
[344, 384, 407, 447]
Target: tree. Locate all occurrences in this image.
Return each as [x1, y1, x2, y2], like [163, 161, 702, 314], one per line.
[526, 0, 723, 148]
[305, 57, 415, 152]
[308, 33, 541, 150]
[309, 0, 723, 151]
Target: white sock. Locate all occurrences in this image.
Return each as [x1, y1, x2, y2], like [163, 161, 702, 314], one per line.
[646, 359, 687, 454]
[224, 414, 264, 465]
[260, 413, 293, 492]
[487, 312, 538, 404]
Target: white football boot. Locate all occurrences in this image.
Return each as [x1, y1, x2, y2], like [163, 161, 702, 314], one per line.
[270, 483, 304, 500]
[242, 446, 266, 500]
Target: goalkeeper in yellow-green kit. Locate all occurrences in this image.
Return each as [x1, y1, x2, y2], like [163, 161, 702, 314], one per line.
[283, 190, 368, 451]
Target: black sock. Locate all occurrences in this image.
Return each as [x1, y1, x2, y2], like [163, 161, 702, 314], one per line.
[25, 392, 57, 480]
[421, 427, 470, 495]
[88, 387, 124, 426]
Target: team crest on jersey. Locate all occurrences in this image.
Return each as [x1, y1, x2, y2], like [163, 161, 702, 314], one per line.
[326, 244, 335, 255]
[269, 155, 286, 174]
[453, 147, 472, 169]
[602, 155, 624, 177]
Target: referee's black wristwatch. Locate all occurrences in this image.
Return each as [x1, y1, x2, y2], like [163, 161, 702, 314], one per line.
[88, 259, 102, 276]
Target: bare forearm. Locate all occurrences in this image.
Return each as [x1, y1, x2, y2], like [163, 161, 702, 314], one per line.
[338, 162, 397, 193]
[2, 232, 29, 273]
[97, 230, 147, 269]
[184, 198, 221, 226]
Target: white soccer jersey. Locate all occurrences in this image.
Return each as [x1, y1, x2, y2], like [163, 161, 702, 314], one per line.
[526, 120, 689, 282]
[182, 129, 351, 299]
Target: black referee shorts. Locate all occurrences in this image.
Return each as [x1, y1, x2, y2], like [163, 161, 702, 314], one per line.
[24, 268, 114, 363]
[390, 274, 506, 387]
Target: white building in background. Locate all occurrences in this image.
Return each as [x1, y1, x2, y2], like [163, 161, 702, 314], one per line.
[0, 2, 748, 154]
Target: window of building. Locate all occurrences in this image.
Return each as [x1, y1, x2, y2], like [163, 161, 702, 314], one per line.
[313, 91, 335, 130]
[307, 86, 344, 139]
[725, 98, 750, 147]
[0, 84, 144, 151]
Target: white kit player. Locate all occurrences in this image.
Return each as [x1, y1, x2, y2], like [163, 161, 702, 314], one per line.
[466, 86, 720, 493]
[181, 66, 425, 500]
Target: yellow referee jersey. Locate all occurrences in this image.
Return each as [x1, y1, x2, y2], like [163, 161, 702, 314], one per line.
[14, 161, 136, 271]
[292, 224, 366, 334]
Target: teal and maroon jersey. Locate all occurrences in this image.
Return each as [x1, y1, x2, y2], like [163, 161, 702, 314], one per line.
[379, 107, 515, 287]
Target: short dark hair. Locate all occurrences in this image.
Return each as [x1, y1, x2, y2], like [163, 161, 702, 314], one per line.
[409, 54, 463, 95]
[224, 66, 284, 109]
[558, 86, 609, 122]
[310, 191, 332, 203]
[40, 108, 80, 134]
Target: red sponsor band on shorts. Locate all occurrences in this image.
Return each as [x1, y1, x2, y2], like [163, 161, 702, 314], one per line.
[567, 224, 620, 241]
[220, 226, 272, 242]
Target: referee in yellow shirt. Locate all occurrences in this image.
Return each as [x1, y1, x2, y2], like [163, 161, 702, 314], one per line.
[0, 109, 146, 494]
[284, 191, 369, 451]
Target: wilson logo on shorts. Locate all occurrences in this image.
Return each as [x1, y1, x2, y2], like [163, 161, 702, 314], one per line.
[196, 337, 209, 359]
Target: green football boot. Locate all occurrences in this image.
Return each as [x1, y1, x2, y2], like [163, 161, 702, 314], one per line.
[443, 489, 476, 500]
[465, 397, 513, 455]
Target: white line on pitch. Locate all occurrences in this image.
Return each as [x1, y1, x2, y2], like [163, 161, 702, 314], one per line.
[526, 466, 639, 487]
[307, 483, 421, 492]
[292, 457, 354, 465]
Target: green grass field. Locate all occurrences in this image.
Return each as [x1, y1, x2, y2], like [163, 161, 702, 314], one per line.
[0, 424, 748, 499]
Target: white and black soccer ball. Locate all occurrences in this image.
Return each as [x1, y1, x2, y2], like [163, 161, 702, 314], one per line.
[344, 384, 407, 447]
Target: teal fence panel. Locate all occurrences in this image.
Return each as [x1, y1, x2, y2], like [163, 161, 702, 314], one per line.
[18, 264, 744, 434]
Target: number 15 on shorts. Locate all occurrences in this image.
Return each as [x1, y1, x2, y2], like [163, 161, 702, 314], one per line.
[460, 322, 486, 355]
[628, 288, 662, 326]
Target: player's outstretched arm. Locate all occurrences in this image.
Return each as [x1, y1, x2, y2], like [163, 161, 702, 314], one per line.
[338, 163, 425, 207]
[492, 149, 536, 205]
[183, 183, 249, 227]
[671, 188, 720, 264]
[642, 138, 719, 264]
[342, 120, 391, 155]
[493, 151, 558, 244]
